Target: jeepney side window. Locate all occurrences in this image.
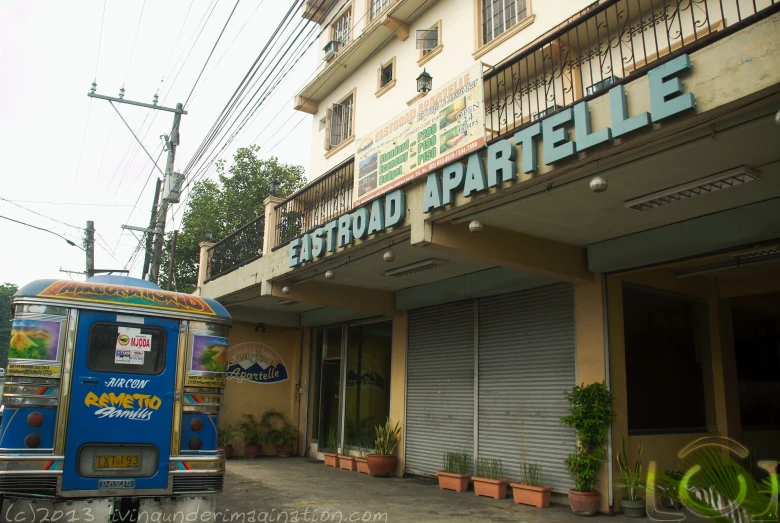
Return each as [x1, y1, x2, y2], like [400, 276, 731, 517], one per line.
[87, 323, 167, 375]
[188, 321, 229, 338]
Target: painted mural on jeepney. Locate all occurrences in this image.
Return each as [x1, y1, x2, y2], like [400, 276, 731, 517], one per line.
[191, 335, 228, 373]
[225, 342, 288, 384]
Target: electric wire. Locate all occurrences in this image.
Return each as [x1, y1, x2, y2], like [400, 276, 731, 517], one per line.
[0, 196, 83, 232]
[94, 0, 107, 80]
[123, 0, 148, 87]
[0, 215, 84, 250]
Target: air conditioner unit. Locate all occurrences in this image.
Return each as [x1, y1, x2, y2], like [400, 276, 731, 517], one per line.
[323, 40, 340, 62]
[586, 76, 619, 96]
[531, 105, 562, 121]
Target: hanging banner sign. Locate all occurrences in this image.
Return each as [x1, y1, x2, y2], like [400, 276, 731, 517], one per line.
[353, 62, 486, 207]
[226, 342, 289, 384]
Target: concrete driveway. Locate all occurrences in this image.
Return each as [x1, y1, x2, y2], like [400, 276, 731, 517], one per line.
[217, 458, 635, 523]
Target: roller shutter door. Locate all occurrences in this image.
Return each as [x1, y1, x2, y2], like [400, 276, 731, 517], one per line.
[477, 283, 576, 493]
[405, 300, 474, 476]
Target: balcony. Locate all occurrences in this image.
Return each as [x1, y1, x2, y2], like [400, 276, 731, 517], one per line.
[206, 215, 265, 282]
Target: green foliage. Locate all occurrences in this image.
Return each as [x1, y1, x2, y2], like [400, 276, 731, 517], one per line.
[560, 381, 616, 492]
[476, 458, 503, 480]
[443, 450, 472, 475]
[521, 462, 544, 487]
[0, 283, 18, 370]
[616, 438, 643, 501]
[374, 417, 402, 456]
[356, 434, 374, 457]
[260, 409, 297, 445]
[238, 413, 266, 445]
[218, 423, 238, 446]
[321, 427, 338, 453]
[160, 145, 306, 292]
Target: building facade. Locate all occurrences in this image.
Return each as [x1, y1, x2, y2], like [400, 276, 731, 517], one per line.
[198, 0, 780, 513]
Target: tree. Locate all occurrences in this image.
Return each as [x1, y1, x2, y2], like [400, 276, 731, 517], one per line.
[160, 145, 306, 293]
[0, 283, 19, 370]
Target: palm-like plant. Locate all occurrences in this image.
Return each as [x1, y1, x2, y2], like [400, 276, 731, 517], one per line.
[616, 439, 643, 501]
[261, 409, 297, 445]
[238, 413, 266, 445]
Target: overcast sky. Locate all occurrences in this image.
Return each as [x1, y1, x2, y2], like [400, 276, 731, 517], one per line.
[0, 0, 315, 287]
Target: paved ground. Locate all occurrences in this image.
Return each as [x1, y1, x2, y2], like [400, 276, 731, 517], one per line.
[216, 458, 639, 523]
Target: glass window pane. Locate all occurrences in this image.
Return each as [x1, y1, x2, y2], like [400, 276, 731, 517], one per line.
[318, 327, 343, 446]
[87, 323, 166, 375]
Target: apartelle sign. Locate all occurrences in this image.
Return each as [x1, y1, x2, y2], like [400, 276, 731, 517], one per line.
[353, 63, 486, 207]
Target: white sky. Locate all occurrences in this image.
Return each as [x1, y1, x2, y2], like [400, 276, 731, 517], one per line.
[0, 0, 316, 287]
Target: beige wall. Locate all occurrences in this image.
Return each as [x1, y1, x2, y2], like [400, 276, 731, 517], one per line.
[389, 313, 407, 476]
[221, 321, 304, 457]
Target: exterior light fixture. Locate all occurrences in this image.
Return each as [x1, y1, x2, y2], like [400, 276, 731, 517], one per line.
[383, 250, 395, 262]
[282, 285, 292, 294]
[204, 229, 213, 242]
[269, 178, 280, 196]
[325, 270, 335, 280]
[775, 109, 780, 126]
[416, 69, 433, 94]
[589, 176, 609, 193]
[384, 259, 447, 277]
[469, 220, 484, 233]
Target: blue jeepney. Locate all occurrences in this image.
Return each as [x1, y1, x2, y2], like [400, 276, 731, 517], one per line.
[0, 276, 231, 520]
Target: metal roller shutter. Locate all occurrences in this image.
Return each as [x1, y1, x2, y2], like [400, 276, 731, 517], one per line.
[477, 283, 576, 493]
[405, 300, 474, 476]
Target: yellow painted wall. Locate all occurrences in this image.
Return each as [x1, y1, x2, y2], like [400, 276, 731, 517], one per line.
[390, 313, 407, 477]
[221, 321, 304, 457]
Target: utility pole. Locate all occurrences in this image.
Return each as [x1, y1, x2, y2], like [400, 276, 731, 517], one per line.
[87, 84, 186, 285]
[166, 230, 178, 291]
[141, 179, 162, 281]
[85, 220, 95, 279]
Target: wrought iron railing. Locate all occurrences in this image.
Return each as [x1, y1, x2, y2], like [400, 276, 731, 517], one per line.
[484, 0, 779, 141]
[273, 158, 354, 250]
[206, 215, 265, 281]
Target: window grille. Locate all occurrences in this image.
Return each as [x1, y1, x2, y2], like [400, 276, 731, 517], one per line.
[482, 0, 527, 45]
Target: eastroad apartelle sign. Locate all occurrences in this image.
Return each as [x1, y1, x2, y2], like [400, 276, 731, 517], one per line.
[353, 63, 486, 207]
[422, 55, 697, 213]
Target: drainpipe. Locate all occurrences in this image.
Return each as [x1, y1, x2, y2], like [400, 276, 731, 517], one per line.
[297, 326, 306, 457]
[601, 273, 614, 513]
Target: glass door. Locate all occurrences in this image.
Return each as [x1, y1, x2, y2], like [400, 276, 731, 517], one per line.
[316, 327, 343, 449]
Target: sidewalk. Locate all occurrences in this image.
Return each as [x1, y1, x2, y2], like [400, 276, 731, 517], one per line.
[217, 458, 636, 523]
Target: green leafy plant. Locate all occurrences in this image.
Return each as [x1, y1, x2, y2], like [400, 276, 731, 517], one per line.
[355, 434, 374, 457]
[476, 458, 503, 480]
[260, 409, 298, 445]
[374, 418, 402, 455]
[443, 450, 472, 475]
[560, 381, 616, 492]
[322, 427, 338, 453]
[616, 438, 643, 501]
[238, 413, 266, 445]
[521, 462, 544, 487]
[218, 423, 237, 446]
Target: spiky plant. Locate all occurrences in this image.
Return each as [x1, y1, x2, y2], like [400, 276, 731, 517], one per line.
[616, 438, 643, 501]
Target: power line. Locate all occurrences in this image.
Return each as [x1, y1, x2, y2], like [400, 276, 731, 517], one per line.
[123, 0, 148, 86]
[94, 0, 107, 79]
[4, 199, 136, 208]
[0, 215, 84, 250]
[0, 196, 83, 232]
[184, 0, 242, 107]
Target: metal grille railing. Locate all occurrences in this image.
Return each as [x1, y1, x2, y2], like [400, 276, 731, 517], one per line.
[206, 215, 265, 281]
[273, 159, 354, 250]
[484, 0, 779, 141]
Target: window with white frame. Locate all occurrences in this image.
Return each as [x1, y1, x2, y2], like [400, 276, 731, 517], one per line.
[482, 0, 528, 45]
[368, 0, 394, 22]
[332, 9, 352, 46]
[416, 27, 439, 56]
[326, 94, 354, 150]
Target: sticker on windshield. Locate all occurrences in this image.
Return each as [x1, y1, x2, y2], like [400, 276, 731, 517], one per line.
[115, 348, 145, 365]
[116, 327, 152, 352]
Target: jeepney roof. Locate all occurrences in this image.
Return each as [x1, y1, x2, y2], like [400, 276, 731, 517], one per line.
[13, 275, 231, 324]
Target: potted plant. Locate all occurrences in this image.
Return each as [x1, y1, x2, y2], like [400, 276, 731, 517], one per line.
[367, 418, 401, 477]
[238, 413, 266, 458]
[511, 462, 553, 508]
[616, 439, 645, 517]
[261, 409, 298, 458]
[560, 381, 616, 516]
[355, 435, 373, 474]
[437, 450, 472, 492]
[657, 470, 684, 510]
[339, 439, 357, 471]
[472, 458, 509, 499]
[322, 427, 339, 467]
[218, 423, 237, 459]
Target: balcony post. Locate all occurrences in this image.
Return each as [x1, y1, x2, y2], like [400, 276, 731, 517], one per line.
[194, 241, 216, 295]
[262, 196, 286, 254]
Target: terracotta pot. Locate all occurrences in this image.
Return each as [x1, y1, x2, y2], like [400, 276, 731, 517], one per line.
[473, 477, 509, 499]
[339, 455, 357, 471]
[355, 457, 370, 474]
[568, 489, 601, 516]
[276, 444, 293, 458]
[244, 444, 263, 458]
[510, 483, 552, 508]
[437, 472, 470, 492]
[323, 452, 339, 467]
[218, 444, 234, 459]
[366, 454, 397, 477]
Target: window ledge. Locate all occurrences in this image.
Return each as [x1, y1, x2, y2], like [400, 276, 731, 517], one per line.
[417, 44, 443, 67]
[473, 14, 535, 60]
[325, 135, 355, 159]
[375, 79, 397, 98]
[406, 92, 426, 106]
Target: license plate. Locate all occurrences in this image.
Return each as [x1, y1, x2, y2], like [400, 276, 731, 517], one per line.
[95, 454, 141, 471]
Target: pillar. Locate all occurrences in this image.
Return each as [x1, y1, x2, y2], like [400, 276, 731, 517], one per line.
[389, 312, 407, 476]
[262, 195, 285, 255]
[194, 241, 216, 295]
